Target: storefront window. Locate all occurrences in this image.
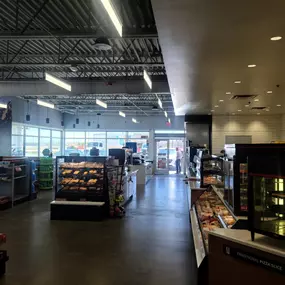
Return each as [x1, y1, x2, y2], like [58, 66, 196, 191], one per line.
[128, 132, 149, 139]
[12, 135, 24, 156]
[107, 132, 127, 138]
[107, 138, 126, 150]
[65, 132, 85, 139]
[25, 136, 39, 157]
[26, 127, 38, 136]
[65, 138, 85, 156]
[52, 138, 61, 157]
[40, 137, 51, 156]
[86, 132, 106, 139]
[12, 124, 24, 135]
[86, 138, 107, 156]
[52, 130, 61, 138]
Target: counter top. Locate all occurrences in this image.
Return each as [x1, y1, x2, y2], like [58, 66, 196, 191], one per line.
[209, 229, 285, 258]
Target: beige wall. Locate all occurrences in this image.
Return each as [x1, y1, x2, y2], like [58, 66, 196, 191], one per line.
[212, 115, 282, 153]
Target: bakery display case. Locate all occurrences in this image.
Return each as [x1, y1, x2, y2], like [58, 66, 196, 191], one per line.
[55, 156, 107, 202]
[200, 155, 224, 188]
[248, 155, 285, 240]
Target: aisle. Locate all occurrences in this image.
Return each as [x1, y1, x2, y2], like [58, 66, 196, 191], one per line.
[0, 176, 197, 285]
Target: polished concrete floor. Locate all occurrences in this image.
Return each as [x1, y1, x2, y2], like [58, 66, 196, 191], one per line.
[0, 175, 197, 285]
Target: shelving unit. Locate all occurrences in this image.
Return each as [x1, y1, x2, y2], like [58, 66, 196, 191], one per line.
[0, 157, 30, 209]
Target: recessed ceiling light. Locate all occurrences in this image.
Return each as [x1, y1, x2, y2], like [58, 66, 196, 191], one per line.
[277, 104, 281, 107]
[257, 113, 260, 115]
[248, 64, 256, 68]
[266, 109, 270, 111]
[234, 81, 241, 84]
[219, 99, 224, 102]
[267, 91, 273, 94]
[254, 99, 259, 102]
[232, 113, 235, 115]
[215, 105, 219, 108]
[211, 110, 214, 112]
[271, 36, 282, 41]
[238, 109, 242, 112]
[226, 92, 231, 95]
[245, 104, 249, 107]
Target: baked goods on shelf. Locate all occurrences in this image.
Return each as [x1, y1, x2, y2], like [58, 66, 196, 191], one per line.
[87, 179, 97, 185]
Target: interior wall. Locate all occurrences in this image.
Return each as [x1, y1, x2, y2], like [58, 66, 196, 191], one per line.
[64, 114, 185, 131]
[11, 97, 63, 129]
[212, 115, 282, 153]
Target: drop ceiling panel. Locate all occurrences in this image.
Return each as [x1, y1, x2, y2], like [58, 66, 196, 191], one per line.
[151, 0, 285, 115]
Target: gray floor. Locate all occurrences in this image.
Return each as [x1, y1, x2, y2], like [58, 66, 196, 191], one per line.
[0, 175, 197, 285]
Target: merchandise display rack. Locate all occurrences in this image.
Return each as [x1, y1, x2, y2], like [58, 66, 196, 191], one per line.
[39, 157, 53, 190]
[0, 157, 30, 209]
[107, 165, 126, 217]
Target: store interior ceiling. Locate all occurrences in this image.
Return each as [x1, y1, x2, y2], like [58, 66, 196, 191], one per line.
[151, 0, 285, 116]
[0, 0, 172, 117]
[1, 0, 285, 117]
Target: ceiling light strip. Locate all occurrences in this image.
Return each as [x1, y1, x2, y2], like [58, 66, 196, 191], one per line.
[158, 98, 163, 109]
[37, 99, 55, 109]
[119, 111, 126, 117]
[45, 72, 71, 91]
[0, 103, 7, 109]
[143, 70, 152, 89]
[96, 99, 107, 109]
[132, 118, 137, 123]
[100, 0, 123, 37]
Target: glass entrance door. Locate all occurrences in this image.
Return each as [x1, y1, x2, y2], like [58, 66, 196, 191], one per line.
[156, 140, 169, 174]
[155, 139, 185, 174]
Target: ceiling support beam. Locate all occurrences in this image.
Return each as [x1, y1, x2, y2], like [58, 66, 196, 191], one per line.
[0, 63, 165, 68]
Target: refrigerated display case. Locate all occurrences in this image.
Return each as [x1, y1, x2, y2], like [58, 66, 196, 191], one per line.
[248, 155, 285, 240]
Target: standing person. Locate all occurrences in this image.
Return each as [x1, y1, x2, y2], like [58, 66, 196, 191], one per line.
[176, 147, 182, 174]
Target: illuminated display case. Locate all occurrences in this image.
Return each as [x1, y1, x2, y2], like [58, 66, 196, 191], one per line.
[223, 144, 285, 216]
[248, 155, 285, 240]
[200, 155, 224, 188]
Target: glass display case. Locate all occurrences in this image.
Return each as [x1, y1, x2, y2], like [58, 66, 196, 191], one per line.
[223, 160, 234, 208]
[55, 156, 107, 202]
[248, 155, 285, 240]
[224, 144, 285, 216]
[200, 155, 224, 187]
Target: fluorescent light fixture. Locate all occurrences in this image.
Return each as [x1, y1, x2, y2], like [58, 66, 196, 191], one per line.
[100, 0, 122, 37]
[234, 80, 241, 84]
[45, 72, 71, 91]
[245, 104, 249, 107]
[238, 109, 242, 112]
[168, 118, 171, 123]
[248, 64, 256, 68]
[267, 90, 273, 94]
[164, 111, 168, 117]
[219, 99, 224, 102]
[271, 36, 282, 41]
[37, 99, 54, 109]
[132, 118, 137, 123]
[96, 99, 107, 108]
[0, 103, 7, 109]
[277, 104, 281, 107]
[215, 105, 219, 108]
[119, 111, 126, 117]
[158, 98, 163, 108]
[143, 70, 152, 89]
[254, 99, 259, 102]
